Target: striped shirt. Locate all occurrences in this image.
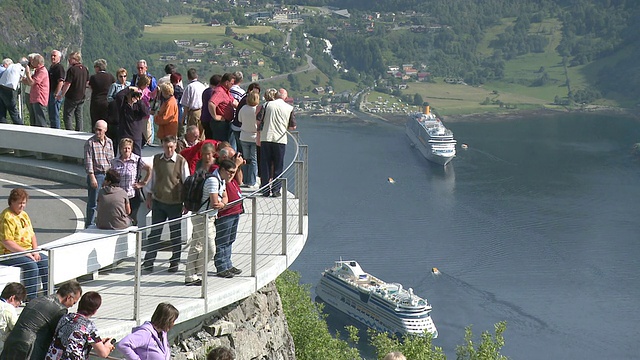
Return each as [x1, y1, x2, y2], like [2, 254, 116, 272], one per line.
[111, 154, 146, 198]
[84, 135, 114, 175]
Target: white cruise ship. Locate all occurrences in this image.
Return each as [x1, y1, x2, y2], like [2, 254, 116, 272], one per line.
[316, 260, 438, 337]
[406, 106, 456, 165]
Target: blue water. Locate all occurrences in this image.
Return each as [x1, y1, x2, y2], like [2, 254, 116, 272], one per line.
[291, 113, 640, 359]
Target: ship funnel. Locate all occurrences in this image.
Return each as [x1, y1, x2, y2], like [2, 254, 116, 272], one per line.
[424, 105, 430, 115]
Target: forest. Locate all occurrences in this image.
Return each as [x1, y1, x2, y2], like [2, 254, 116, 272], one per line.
[295, 0, 640, 101]
[1, 0, 640, 103]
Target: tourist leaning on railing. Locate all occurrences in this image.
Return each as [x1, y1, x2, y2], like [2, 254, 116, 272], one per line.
[0, 188, 48, 301]
[0, 282, 26, 353]
[1, 280, 82, 360]
[116, 303, 178, 360]
[45, 291, 115, 359]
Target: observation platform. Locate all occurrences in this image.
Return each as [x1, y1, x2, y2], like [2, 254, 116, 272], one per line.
[0, 124, 308, 342]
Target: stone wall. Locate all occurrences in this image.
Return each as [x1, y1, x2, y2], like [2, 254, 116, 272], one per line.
[171, 281, 296, 360]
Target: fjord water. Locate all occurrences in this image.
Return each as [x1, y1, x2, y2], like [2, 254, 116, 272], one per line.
[290, 113, 640, 359]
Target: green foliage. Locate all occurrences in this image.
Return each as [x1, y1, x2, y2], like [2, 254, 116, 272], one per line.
[369, 330, 445, 360]
[275, 270, 361, 360]
[455, 322, 508, 360]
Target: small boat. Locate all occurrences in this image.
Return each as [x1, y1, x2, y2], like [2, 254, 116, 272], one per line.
[388, 177, 395, 184]
[316, 260, 438, 337]
[431, 267, 440, 275]
[406, 106, 456, 166]
[461, 144, 468, 150]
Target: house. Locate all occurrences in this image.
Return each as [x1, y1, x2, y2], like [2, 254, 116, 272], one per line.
[221, 41, 234, 49]
[210, 20, 221, 27]
[313, 87, 325, 94]
[256, 59, 265, 66]
[417, 72, 431, 81]
[174, 40, 190, 46]
[251, 73, 259, 82]
[402, 64, 414, 71]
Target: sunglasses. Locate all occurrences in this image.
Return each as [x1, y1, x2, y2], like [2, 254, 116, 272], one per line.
[119, 75, 127, 78]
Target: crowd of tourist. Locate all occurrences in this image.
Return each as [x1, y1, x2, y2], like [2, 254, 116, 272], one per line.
[0, 50, 300, 359]
[0, 279, 179, 360]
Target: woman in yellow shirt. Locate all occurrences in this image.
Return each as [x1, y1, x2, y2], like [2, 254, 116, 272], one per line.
[0, 188, 48, 301]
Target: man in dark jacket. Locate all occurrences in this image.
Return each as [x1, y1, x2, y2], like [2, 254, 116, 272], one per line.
[0, 280, 82, 360]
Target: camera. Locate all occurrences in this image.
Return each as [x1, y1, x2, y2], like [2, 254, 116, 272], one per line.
[110, 338, 116, 345]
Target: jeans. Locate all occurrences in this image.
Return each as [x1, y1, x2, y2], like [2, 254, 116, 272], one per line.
[144, 200, 183, 265]
[214, 214, 239, 272]
[241, 140, 258, 186]
[229, 129, 241, 152]
[0, 253, 49, 300]
[260, 142, 286, 194]
[29, 103, 48, 127]
[185, 214, 216, 282]
[48, 93, 62, 129]
[63, 98, 85, 131]
[86, 173, 106, 227]
[0, 86, 23, 125]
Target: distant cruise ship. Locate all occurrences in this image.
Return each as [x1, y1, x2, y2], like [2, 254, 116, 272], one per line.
[406, 106, 456, 165]
[316, 260, 438, 337]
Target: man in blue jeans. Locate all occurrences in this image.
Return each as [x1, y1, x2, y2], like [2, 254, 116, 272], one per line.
[143, 136, 189, 273]
[47, 50, 65, 129]
[83, 120, 114, 227]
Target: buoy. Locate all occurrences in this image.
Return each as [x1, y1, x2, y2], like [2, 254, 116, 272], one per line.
[461, 144, 468, 150]
[388, 177, 395, 184]
[431, 267, 440, 275]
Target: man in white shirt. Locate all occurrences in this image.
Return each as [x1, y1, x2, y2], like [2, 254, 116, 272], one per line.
[258, 88, 296, 197]
[180, 68, 207, 141]
[0, 60, 25, 125]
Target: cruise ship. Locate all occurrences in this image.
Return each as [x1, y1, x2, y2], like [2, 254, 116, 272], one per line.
[406, 106, 456, 165]
[316, 260, 438, 337]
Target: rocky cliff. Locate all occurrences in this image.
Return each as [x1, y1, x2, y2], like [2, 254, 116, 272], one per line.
[171, 282, 296, 360]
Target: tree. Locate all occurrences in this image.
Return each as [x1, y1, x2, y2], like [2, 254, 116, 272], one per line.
[225, 26, 234, 36]
[456, 322, 508, 360]
[413, 93, 424, 106]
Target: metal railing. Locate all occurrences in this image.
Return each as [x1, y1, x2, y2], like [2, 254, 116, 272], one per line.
[0, 132, 308, 328]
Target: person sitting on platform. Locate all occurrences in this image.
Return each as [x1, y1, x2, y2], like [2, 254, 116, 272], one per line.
[176, 124, 201, 154]
[96, 169, 131, 230]
[0, 188, 48, 301]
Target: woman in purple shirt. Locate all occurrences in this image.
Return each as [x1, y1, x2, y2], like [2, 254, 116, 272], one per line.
[116, 303, 179, 360]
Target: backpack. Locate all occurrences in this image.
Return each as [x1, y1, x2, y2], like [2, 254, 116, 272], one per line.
[182, 170, 214, 212]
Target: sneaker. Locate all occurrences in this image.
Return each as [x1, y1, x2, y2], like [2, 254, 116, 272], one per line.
[168, 262, 179, 273]
[271, 191, 282, 198]
[216, 269, 234, 278]
[184, 279, 202, 286]
[230, 267, 242, 275]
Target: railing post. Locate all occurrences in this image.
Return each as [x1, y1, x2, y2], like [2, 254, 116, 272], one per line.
[295, 161, 304, 234]
[133, 230, 142, 324]
[47, 249, 54, 295]
[202, 213, 209, 312]
[301, 145, 309, 216]
[281, 178, 287, 256]
[251, 197, 257, 277]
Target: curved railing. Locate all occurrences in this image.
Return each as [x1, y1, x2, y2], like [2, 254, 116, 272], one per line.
[0, 126, 308, 339]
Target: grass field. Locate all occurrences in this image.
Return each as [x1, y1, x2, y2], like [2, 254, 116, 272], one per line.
[143, 15, 272, 46]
